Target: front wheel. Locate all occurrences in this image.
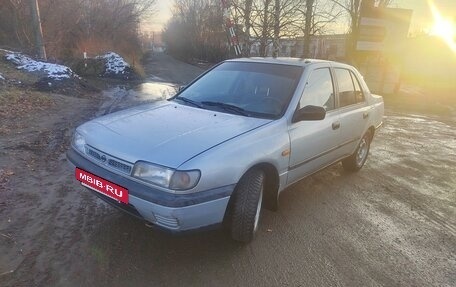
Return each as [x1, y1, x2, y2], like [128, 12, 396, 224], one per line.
[228, 169, 265, 243]
[342, 131, 371, 172]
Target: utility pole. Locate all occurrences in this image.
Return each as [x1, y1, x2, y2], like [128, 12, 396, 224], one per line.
[29, 0, 46, 60]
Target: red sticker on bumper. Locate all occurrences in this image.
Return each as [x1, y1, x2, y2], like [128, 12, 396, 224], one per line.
[75, 168, 129, 204]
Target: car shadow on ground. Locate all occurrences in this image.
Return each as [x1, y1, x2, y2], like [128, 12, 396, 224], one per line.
[79, 209, 244, 285]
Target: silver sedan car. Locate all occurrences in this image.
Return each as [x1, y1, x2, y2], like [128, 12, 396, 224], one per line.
[67, 58, 384, 242]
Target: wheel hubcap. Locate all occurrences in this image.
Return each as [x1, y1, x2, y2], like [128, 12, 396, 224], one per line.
[356, 138, 368, 166]
[253, 184, 264, 232]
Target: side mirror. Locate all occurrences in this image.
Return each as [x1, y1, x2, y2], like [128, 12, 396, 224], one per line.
[292, 105, 326, 122]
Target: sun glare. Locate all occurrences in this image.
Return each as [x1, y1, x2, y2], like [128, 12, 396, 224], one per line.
[428, 0, 456, 52]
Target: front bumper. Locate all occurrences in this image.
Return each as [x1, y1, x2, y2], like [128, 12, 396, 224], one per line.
[67, 149, 234, 232]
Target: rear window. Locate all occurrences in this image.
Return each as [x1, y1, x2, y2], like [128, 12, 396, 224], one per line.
[335, 68, 365, 107]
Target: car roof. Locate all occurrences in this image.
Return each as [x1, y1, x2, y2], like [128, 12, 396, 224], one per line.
[225, 57, 353, 69]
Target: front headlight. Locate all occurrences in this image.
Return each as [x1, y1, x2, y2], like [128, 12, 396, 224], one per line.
[132, 161, 200, 191]
[72, 131, 86, 153]
[132, 162, 174, 188]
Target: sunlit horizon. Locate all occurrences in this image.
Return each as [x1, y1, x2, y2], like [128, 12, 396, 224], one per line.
[428, 0, 456, 52]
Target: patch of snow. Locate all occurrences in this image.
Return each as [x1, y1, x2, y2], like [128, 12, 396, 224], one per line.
[5, 52, 77, 80]
[96, 52, 130, 75]
[0, 73, 4, 80]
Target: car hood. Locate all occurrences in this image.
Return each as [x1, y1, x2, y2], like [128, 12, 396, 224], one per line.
[79, 102, 272, 168]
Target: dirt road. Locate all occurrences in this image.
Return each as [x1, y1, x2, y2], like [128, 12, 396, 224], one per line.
[1, 53, 455, 287]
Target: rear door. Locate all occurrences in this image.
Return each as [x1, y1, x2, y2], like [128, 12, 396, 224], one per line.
[333, 68, 371, 156]
[287, 67, 342, 184]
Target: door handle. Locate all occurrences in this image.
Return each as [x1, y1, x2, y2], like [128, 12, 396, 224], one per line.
[363, 112, 369, 119]
[332, 122, 340, 130]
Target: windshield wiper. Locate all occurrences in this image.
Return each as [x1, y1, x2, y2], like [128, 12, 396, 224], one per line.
[201, 101, 250, 116]
[174, 96, 203, 108]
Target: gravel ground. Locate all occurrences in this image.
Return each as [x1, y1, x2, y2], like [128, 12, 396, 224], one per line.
[0, 52, 454, 287]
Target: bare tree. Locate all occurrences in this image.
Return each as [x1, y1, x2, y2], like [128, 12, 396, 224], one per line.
[272, 0, 280, 56]
[271, 0, 305, 56]
[29, 0, 46, 59]
[247, 0, 303, 57]
[258, 0, 271, 56]
[163, 0, 227, 61]
[163, 0, 344, 60]
[330, 0, 363, 34]
[330, 0, 367, 61]
[243, 0, 254, 56]
[297, 0, 343, 58]
[232, 0, 254, 56]
[0, 0, 155, 60]
[302, 0, 314, 58]
[310, 0, 343, 35]
[0, 0, 32, 50]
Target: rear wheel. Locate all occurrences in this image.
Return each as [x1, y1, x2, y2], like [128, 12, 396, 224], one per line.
[229, 169, 265, 243]
[342, 131, 371, 172]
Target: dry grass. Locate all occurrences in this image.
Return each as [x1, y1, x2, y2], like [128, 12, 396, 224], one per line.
[0, 88, 55, 135]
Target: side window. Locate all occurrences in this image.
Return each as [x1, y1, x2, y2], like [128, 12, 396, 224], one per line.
[299, 68, 335, 111]
[350, 71, 365, 103]
[335, 68, 357, 107]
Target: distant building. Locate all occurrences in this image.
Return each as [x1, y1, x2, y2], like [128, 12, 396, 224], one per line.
[249, 38, 296, 57]
[295, 34, 347, 60]
[248, 34, 347, 60]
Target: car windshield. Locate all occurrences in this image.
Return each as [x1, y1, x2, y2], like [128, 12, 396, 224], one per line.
[173, 62, 303, 119]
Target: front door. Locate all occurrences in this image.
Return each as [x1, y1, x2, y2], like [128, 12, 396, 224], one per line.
[287, 67, 342, 185]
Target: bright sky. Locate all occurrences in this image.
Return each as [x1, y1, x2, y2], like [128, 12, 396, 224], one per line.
[397, 0, 456, 35]
[141, 0, 173, 33]
[142, 0, 456, 36]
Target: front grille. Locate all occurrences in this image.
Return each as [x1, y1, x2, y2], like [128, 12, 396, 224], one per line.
[108, 159, 132, 173]
[85, 146, 133, 175]
[87, 148, 102, 160]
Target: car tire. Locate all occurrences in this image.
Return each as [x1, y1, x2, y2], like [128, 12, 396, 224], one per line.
[342, 130, 371, 172]
[229, 169, 265, 243]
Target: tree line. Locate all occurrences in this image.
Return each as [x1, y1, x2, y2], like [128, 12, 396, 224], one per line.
[163, 0, 393, 62]
[0, 0, 155, 62]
